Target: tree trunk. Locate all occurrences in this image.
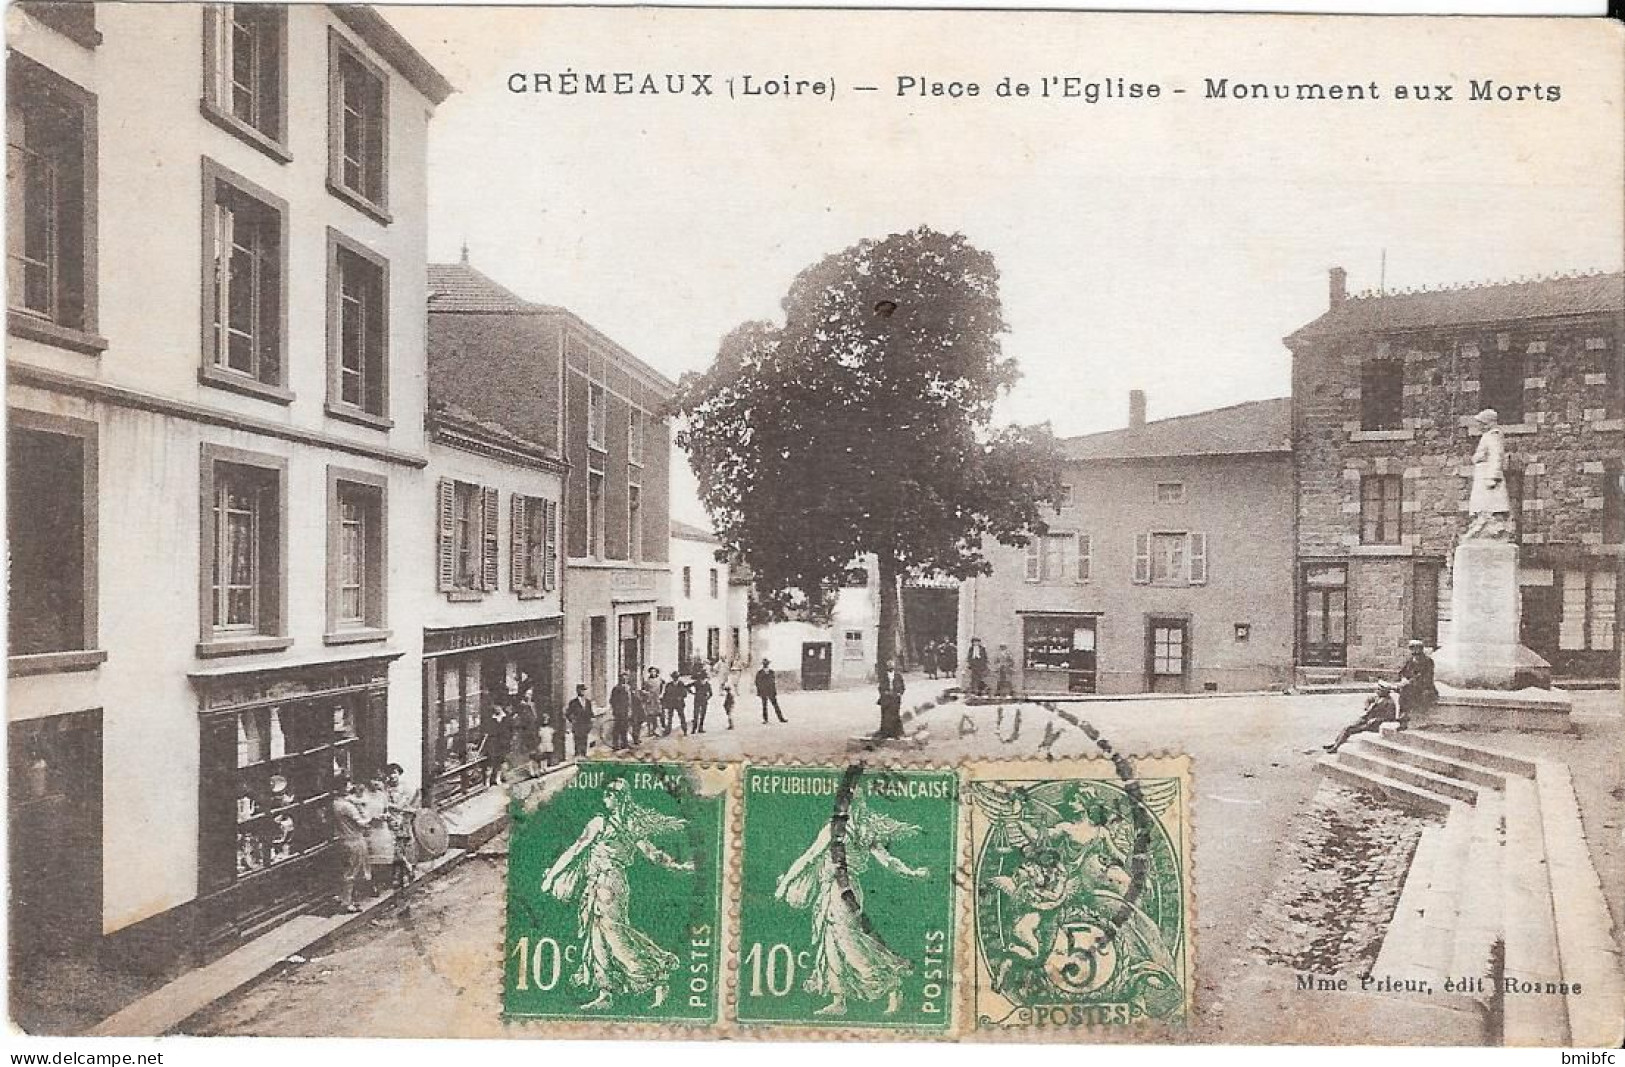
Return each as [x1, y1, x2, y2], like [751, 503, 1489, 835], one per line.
[875, 549, 903, 738]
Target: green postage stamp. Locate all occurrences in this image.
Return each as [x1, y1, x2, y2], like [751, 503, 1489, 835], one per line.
[734, 763, 960, 1032]
[504, 761, 731, 1026]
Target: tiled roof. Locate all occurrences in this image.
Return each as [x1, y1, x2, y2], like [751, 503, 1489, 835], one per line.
[427, 261, 564, 315]
[1288, 270, 1623, 342]
[670, 519, 719, 544]
[1061, 397, 1292, 462]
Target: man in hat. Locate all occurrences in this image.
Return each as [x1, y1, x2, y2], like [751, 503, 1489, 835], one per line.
[564, 685, 595, 759]
[755, 658, 787, 724]
[1324, 681, 1401, 753]
[1394, 639, 1437, 727]
[609, 672, 634, 750]
[966, 637, 990, 697]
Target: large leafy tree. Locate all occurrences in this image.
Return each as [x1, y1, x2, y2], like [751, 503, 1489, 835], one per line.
[673, 227, 1063, 735]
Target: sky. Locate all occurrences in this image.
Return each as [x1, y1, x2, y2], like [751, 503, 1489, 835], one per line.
[384, 8, 1624, 525]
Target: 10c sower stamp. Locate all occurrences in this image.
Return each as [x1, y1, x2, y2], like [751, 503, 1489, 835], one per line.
[734, 764, 959, 1031]
[966, 756, 1194, 1035]
[504, 762, 729, 1026]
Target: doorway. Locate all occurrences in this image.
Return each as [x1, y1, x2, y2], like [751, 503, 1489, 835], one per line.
[589, 616, 609, 704]
[1147, 618, 1189, 693]
[1301, 564, 1349, 667]
[801, 642, 833, 690]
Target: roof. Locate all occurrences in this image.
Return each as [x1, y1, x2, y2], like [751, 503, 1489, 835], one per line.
[670, 519, 719, 544]
[427, 261, 563, 315]
[1061, 397, 1292, 462]
[1288, 270, 1624, 343]
[331, 7, 454, 106]
[427, 403, 563, 471]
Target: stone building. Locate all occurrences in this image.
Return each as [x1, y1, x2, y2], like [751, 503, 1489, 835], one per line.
[6, 2, 450, 981]
[959, 394, 1296, 695]
[1287, 268, 1623, 681]
[427, 257, 674, 707]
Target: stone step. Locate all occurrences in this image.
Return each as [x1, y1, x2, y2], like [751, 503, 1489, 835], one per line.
[1389, 729, 1539, 779]
[1359, 735, 1511, 791]
[1338, 744, 1482, 805]
[1499, 775, 1569, 1046]
[1315, 756, 1455, 817]
[1449, 789, 1504, 991]
[1373, 803, 1473, 984]
[1534, 763, 1625, 1047]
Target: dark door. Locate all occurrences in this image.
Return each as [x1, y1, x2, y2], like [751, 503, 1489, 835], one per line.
[1302, 564, 1349, 667]
[1069, 618, 1098, 693]
[1520, 583, 1560, 666]
[9, 711, 103, 969]
[1147, 619, 1189, 694]
[801, 642, 832, 690]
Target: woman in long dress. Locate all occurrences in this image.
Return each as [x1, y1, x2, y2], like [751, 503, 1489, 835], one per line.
[774, 797, 930, 1016]
[540, 780, 693, 1010]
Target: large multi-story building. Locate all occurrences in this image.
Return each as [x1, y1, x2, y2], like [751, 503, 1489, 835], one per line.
[426, 256, 675, 707]
[1288, 268, 1623, 681]
[6, 2, 450, 982]
[960, 393, 1296, 695]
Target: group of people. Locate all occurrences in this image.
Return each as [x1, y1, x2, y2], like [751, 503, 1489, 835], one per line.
[602, 664, 732, 750]
[917, 638, 958, 680]
[1324, 639, 1438, 752]
[965, 636, 1018, 699]
[331, 763, 421, 913]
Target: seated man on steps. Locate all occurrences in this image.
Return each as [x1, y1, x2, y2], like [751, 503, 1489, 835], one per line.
[1324, 681, 1401, 753]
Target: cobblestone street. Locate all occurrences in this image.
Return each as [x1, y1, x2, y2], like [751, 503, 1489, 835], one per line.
[186, 684, 1622, 1042]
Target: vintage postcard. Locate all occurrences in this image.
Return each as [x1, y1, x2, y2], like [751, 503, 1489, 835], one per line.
[4, 0, 1622, 1051]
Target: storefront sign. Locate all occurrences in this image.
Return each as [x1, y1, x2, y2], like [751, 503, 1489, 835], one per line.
[191, 654, 398, 713]
[423, 616, 564, 657]
[610, 568, 657, 601]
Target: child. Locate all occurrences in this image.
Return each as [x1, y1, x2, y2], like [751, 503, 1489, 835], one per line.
[722, 683, 736, 730]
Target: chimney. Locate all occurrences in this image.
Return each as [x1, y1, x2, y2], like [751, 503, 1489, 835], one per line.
[1129, 389, 1147, 429]
[1329, 266, 1348, 307]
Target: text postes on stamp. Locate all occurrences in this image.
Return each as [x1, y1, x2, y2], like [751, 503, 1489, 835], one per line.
[965, 756, 1194, 1036]
[504, 761, 730, 1026]
[734, 764, 959, 1031]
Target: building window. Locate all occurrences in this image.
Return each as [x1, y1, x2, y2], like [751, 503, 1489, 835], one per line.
[586, 469, 605, 559]
[1480, 350, 1525, 424]
[6, 53, 98, 348]
[1055, 484, 1074, 511]
[1559, 568, 1617, 653]
[326, 469, 386, 639]
[843, 630, 865, 661]
[201, 160, 287, 398]
[709, 568, 720, 598]
[682, 566, 693, 599]
[627, 480, 643, 562]
[437, 479, 497, 594]
[731, 626, 742, 657]
[202, 4, 287, 156]
[326, 230, 389, 424]
[1361, 358, 1404, 431]
[1360, 474, 1403, 545]
[200, 446, 287, 653]
[628, 408, 645, 466]
[1155, 482, 1185, 504]
[1076, 534, 1092, 582]
[588, 383, 607, 450]
[510, 495, 558, 595]
[7, 413, 99, 670]
[327, 31, 388, 217]
[1134, 531, 1208, 586]
[677, 621, 694, 668]
[1603, 462, 1623, 546]
[1149, 621, 1187, 677]
[706, 627, 721, 662]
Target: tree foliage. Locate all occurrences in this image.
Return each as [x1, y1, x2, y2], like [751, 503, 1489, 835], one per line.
[674, 227, 1063, 675]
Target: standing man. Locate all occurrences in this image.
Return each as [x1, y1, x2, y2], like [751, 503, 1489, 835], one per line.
[922, 641, 939, 681]
[564, 684, 595, 759]
[966, 637, 990, 697]
[662, 670, 691, 736]
[877, 659, 907, 739]
[993, 643, 1017, 699]
[332, 780, 371, 913]
[643, 667, 667, 736]
[691, 673, 714, 734]
[1394, 640, 1437, 728]
[756, 658, 788, 724]
[609, 672, 634, 751]
[940, 638, 958, 681]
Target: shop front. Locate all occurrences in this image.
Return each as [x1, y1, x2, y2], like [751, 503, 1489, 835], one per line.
[421, 617, 563, 808]
[1021, 612, 1099, 694]
[191, 654, 397, 956]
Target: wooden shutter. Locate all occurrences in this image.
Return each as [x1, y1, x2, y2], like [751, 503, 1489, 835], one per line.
[1189, 532, 1208, 585]
[436, 479, 456, 592]
[1133, 533, 1150, 584]
[1076, 535, 1092, 583]
[510, 495, 528, 591]
[543, 499, 558, 592]
[481, 487, 500, 591]
[1025, 541, 1041, 582]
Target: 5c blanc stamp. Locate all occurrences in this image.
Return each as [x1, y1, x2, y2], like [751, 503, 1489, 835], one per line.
[504, 761, 731, 1027]
[965, 756, 1194, 1036]
[733, 764, 960, 1032]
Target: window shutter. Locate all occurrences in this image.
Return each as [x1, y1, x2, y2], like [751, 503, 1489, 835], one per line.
[436, 478, 455, 592]
[481, 487, 500, 591]
[1077, 535, 1092, 583]
[1025, 541, 1041, 582]
[543, 499, 558, 592]
[510, 495, 528, 591]
[1189, 532, 1208, 585]
[1133, 533, 1150, 584]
